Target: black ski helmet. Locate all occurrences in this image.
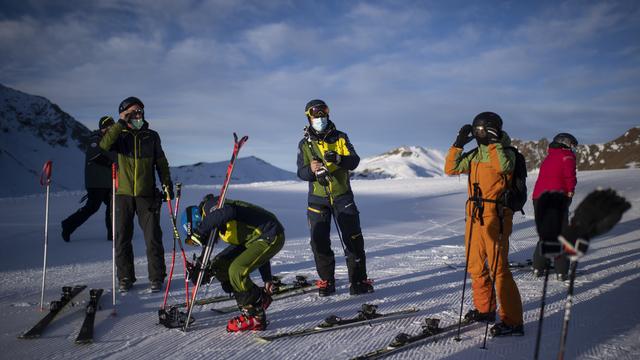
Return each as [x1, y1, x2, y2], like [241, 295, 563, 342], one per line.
[118, 96, 144, 113]
[552, 133, 578, 149]
[304, 99, 329, 118]
[472, 111, 503, 131]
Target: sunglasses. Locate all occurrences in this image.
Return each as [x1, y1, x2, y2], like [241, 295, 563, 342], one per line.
[130, 109, 144, 117]
[305, 105, 329, 118]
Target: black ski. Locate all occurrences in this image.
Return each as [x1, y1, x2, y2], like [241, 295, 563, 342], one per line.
[256, 304, 419, 342]
[447, 259, 532, 270]
[174, 275, 314, 309]
[19, 285, 87, 339]
[210, 276, 316, 314]
[75, 288, 104, 344]
[351, 317, 481, 360]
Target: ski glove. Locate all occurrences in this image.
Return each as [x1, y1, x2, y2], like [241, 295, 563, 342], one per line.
[536, 191, 567, 258]
[186, 231, 204, 246]
[315, 167, 330, 186]
[453, 124, 474, 148]
[324, 151, 341, 165]
[162, 183, 174, 201]
[559, 189, 631, 258]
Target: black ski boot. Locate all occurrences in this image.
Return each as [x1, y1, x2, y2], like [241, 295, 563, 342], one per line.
[490, 321, 524, 337]
[350, 279, 374, 295]
[118, 278, 133, 293]
[316, 279, 336, 297]
[464, 309, 496, 323]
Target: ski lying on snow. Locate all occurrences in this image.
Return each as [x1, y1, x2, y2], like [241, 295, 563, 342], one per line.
[18, 285, 87, 339]
[446, 259, 532, 270]
[210, 276, 316, 315]
[351, 317, 482, 360]
[75, 288, 104, 344]
[256, 304, 419, 342]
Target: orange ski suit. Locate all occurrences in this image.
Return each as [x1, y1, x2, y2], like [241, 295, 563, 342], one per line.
[444, 133, 523, 326]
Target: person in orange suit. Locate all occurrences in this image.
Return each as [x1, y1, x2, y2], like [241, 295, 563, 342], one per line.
[444, 111, 524, 337]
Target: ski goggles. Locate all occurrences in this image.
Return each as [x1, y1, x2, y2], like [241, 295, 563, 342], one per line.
[130, 108, 144, 117]
[472, 125, 499, 139]
[305, 104, 329, 118]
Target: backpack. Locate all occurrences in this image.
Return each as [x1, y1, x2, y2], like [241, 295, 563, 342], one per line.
[502, 146, 528, 214]
[467, 146, 528, 214]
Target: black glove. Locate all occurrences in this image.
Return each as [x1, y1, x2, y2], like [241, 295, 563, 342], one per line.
[324, 151, 341, 164]
[162, 183, 174, 201]
[560, 189, 631, 257]
[315, 167, 330, 186]
[117, 118, 129, 127]
[453, 125, 474, 148]
[535, 192, 567, 258]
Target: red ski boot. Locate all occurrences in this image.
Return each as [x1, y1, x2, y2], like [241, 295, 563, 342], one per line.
[226, 307, 266, 332]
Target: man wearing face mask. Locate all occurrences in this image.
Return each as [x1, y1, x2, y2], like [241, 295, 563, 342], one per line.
[296, 99, 374, 297]
[100, 96, 173, 293]
[444, 111, 524, 337]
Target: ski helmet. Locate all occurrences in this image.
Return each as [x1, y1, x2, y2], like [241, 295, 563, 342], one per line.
[118, 96, 144, 113]
[98, 116, 115, 130]
[471, 111, 503, 139]
[181, 205, 202, 238]
[304, 99, 329, 119]
[552, 133, 578, 149]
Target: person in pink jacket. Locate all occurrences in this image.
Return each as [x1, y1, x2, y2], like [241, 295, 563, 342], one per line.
[531, 133, 578, 280]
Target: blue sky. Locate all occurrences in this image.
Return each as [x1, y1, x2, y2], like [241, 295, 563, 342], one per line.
[2, 0, 639, 171]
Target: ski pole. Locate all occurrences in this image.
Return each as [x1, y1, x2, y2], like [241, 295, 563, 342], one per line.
[111, 163, 118, 315]
[557, 260, 579, 360]
[39, 160, 53, 311]
[172, 183, 191, 305]
[161, 184, 178, 310]
[455, 184, 481, 341]
[534, 261, 551, 360]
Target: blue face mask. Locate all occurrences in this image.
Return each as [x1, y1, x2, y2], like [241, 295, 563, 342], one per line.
[311, 117, 328, 132]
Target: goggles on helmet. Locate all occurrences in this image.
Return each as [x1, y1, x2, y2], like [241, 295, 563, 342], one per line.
[305, 104, 329, 118]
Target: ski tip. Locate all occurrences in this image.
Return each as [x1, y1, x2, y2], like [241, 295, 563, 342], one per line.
[255, 336, 271, 343]
[75, 339, 93, 345]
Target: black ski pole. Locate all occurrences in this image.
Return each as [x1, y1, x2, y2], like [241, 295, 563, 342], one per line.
[455, 183, 481, 341]
[533, 261, 551, 360]
[111, 163, 117, 316]
[557, 260, 579, 360]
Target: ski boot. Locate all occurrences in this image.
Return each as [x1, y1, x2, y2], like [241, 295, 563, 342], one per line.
[316, 279, 336, 297]
[118, 278, 133, 293]
[490, 321, 524, 337]
[463, 309, 496, 323]
[227, 306, 266, 332]
[150, 280, 163, 293]
[350, 279, 374, 295]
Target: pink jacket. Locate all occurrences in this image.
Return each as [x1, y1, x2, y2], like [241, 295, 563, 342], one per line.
[532, 147, 577, 200]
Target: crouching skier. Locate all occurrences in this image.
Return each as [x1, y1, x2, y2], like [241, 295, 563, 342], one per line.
[182, 194, 285, 332]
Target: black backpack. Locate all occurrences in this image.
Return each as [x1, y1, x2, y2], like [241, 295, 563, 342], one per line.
[502, 146, 528, 214]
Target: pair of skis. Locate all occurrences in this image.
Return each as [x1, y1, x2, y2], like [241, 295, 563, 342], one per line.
[19, 286, 105, 344]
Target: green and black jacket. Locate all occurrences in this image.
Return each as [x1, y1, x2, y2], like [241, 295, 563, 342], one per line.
[296, 121, 360, 204]
[99, 120, 171, 197]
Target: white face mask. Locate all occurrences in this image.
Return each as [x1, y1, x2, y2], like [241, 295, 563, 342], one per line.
[131, 118, 144, 130]
[311, 117, 328, 132]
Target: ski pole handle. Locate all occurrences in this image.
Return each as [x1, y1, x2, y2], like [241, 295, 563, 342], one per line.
[40, 160, 53, 186]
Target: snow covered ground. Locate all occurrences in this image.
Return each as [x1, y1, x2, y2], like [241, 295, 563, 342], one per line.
[0, 169, 639, 360]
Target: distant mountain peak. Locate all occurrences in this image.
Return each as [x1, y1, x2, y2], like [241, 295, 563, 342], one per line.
[352, 145, 445, 179]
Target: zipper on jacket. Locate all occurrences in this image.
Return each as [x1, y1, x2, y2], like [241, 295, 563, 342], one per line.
[134, 133, 138, 195]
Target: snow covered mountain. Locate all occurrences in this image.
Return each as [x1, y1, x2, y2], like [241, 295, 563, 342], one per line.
[170, 156, 296, 185]
[352, 146, 445, 179]
[0, 83, 91, 197]
[512, 127, 640, 171]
